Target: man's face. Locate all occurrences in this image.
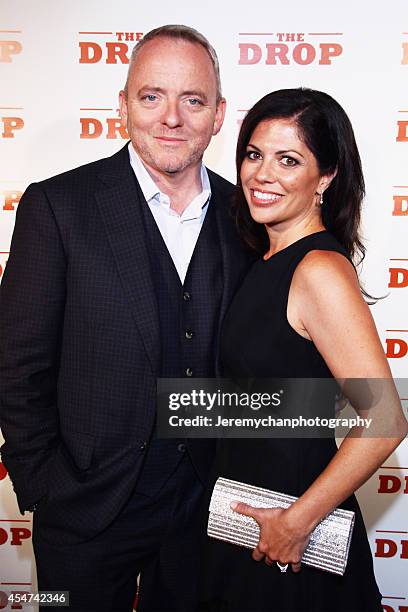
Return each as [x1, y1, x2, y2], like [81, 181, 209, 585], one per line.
[119, 37, 226, 178]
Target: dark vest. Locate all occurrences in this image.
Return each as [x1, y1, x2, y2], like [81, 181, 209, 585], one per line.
[134, 189, 223, 495]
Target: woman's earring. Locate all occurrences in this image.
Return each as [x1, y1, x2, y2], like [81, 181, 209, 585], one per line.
[319, 192, 324, 206]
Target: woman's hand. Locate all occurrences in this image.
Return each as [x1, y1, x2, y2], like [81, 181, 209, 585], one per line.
[231, 501, 311, 573]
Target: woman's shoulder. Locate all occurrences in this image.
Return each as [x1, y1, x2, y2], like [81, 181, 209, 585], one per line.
[292, 239, 359, 301]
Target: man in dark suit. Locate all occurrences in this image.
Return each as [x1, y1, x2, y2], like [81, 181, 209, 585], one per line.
[0, 24, 251, 612]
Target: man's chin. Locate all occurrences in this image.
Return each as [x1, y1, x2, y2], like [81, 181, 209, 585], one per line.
[137, 147, 203, 176]
[156, 157, 200, 175]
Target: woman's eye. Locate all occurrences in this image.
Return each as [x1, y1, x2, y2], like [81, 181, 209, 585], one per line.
[245, 150, 261, 161]
[281, 156, 298, 167]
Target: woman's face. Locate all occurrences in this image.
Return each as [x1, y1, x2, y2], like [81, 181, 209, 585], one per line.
[240, 118, 329, 229]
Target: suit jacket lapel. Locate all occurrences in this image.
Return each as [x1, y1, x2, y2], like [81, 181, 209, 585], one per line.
[211, 178, 244, 374]
[95, 146, 160, 374]
[213, 190, 234, 328]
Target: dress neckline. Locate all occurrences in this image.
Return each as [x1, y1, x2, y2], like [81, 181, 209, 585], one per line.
[262, 230, 329, 262]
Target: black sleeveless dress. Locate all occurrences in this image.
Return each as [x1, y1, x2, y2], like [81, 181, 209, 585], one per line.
[198, 231, 383, 612]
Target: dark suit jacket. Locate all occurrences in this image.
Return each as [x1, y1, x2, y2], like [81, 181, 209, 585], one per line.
[0, 144, 252, 542]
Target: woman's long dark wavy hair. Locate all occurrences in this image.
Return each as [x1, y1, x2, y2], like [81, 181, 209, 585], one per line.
[233, 88, 366, 267]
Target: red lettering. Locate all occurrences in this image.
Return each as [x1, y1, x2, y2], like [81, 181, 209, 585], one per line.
[0, 463, 7, 480]
[80, 118, 103, 139]
[79, 42, 102, 64]
[277, 33, 305, 42]
[386, 339, 408, 359]
[266, 44, 290, 65]
[0, 528, 8, 545]
[378, 475, 401, 493]
[80, 118, 128, 139]
[393, 195, 408, 215]
[0, 40, 22, 63]
[239, 42, 343, 66]
[106, 118, 128, 139]
[319, 44, 343, 65]
[375, 538, 398, 558]
[116, 32, 143, 42]
[396, 121, 408, 142]
[401, 540, 408, 559]
[1, 117, 24, 138]
[106, 42, 129, 64]
[402, 42, 408, 64]
[388, 267, 408, 288]
[0, 591, 27, 610]
[2, 190, 22, 211]
[10, 527, 31, 545]
[382, 606, 393, 612]
[239, 43, 262, 65]
[292, 43, 316, 65]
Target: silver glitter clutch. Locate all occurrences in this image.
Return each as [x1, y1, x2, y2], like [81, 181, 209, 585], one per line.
[208, 477, 355, 576]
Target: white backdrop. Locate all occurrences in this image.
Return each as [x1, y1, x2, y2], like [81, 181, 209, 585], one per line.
[0, 1, 407, 610]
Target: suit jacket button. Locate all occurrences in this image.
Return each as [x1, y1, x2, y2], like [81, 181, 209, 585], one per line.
[183, 291, 191, 301]
[185, 330, 193, 339]
[139, 441, 147, 451]
[185, 367, 193, 377]
[177, 443, 186, 453]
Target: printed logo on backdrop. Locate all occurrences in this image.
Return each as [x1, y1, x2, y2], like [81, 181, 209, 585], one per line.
[0, 252, 9, 282]
[378, 466, 408, 495]
[236, 108, 248, 129]
[402, 30, 408, 65]
[396, 110, 408, 142]
[79, 107, 128, 139]
[388, 257, 408, 291]
[0, 587, 33, 610]
[0, 107, 24, 139]
[375, 529, 408, 560]
[1, 183, 23, 212]
[0, 29, 22, 63]
[386, 328, 408, 359]
[238, 31, 343, 66]
[0, 522, 31, 547]
[383, 598, 408, 612]
[393, 185, 408, 216]
[0, 462, 8, 480]
[78, 31, 143, 64]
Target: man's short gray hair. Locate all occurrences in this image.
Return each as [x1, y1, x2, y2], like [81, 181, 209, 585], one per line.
[123, 24, 222, 103]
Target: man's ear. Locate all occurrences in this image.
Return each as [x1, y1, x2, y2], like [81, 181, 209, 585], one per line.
[119, 90, 128, 129]
[212, 98, 226, 136]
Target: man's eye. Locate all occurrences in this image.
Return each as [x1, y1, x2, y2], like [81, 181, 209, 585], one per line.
[281, 156, 298, 166]
[245, 150, 261, 161]
[187, 98, 202, 106]
[142, 94, 158, 102]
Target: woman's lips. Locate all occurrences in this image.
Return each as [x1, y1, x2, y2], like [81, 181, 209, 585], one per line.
[250, 189, 284, 205]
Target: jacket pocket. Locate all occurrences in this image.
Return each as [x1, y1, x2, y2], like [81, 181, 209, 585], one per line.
[60, 428, 95, 471]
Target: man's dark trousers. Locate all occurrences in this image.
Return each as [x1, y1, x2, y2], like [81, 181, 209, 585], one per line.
[33, 453, 203, 611]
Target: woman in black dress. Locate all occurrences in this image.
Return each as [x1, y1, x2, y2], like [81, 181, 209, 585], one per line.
[198, 89, 407, 611]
